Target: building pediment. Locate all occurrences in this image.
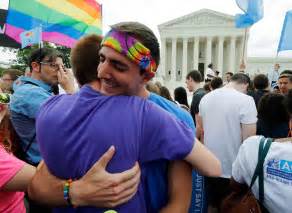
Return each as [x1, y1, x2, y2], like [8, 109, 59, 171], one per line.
[159, 9, 234, 29]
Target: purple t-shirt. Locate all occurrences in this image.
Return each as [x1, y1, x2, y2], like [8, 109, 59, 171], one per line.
[36, 85, 194, 213]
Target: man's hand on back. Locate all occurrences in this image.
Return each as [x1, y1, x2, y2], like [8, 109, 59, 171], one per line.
[70, 146, 140, 207]
[28, 146, 141, 208]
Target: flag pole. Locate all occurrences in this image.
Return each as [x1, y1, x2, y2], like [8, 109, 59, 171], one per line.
[240, 28, 248, 71]
[274, 52, 279, 65]
[39, 24, 43, 48]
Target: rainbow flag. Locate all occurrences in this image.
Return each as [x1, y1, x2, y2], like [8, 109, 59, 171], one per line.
[5, 0, 102, 48]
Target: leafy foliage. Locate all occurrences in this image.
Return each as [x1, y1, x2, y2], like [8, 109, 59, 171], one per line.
[3, 42, 71, 71]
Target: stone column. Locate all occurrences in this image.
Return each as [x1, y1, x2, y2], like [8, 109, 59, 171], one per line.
[205, 36, 212, 74]
[217, 36, 224, 75]
[160, 37, 166, 78]
[193, 37, 199, 70]
[182, 37, 188, 78]
[229, 36, 236, 72]
[171, 37, 177, 81]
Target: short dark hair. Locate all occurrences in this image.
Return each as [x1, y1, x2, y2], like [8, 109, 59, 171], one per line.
[226, 72, 233, 76]
[174, 87, 189, 107]
[210, 77, 223, 90]
[208, 63, 213, 68]
[70, 34, 102, 85]
[230, 73, 251, 85]
[186, 70, 202, 82]
[110, 22, 160, 73]
[278, 73, 292, 82]
[28, 48, 63, 71]
[281, 70, 292, 75]
[258, 93, 289, 125]
[253, 74, 269, 90]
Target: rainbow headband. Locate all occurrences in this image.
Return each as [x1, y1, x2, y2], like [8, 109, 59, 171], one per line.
[101, 30, 157, 79]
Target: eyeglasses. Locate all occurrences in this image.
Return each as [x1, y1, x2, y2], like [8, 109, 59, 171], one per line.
[39, 62, 64, 70]
[2, 78, 13, 81]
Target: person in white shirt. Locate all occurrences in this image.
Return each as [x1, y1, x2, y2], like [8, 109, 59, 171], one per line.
[232, 89, 292, 213]
[225, 72, 233, 83]
[198, 73, 257, 211]
[267, 63, 280, 88]
[205, 63, 216, 82]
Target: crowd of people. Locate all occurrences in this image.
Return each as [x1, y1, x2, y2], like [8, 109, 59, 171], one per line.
[0, 21, 291, 213]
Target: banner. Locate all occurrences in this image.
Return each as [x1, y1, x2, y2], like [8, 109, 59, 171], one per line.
[5, 0, 102, 48]
[20, 27, 42, 48]
[277, 10, 292, 53]
[235, 0, 264, 28]
[0, 9, 20, 48]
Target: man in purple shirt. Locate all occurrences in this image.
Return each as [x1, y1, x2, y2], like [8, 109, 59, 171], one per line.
[33, 21, 218, 210]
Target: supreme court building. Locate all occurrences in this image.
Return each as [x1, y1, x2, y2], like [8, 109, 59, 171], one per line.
[155, 9, 292, 90]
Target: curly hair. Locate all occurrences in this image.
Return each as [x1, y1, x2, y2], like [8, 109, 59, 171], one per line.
[210, 77, 223, 90]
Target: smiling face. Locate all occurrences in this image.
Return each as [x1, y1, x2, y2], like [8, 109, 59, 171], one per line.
[97, 46, 146, 96]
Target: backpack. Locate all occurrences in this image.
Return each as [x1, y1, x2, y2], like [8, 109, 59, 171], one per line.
[220, 137, 272, 213]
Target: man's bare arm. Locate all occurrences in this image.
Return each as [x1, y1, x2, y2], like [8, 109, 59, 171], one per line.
[241, 123, 256, 142]
[185, 139, 221, 177]
[28, 146, 140, 208]
[195, 115, 204, 142]
[160, 160, 192, 213]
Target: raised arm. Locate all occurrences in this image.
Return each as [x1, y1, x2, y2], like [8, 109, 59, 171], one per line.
[185, 139, 221, 177]
[195, 115, 204, 141]
[28, 146, 140, 207]
[57, 65, 77, 94]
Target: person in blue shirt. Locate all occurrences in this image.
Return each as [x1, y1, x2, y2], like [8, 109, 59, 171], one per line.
[10, 48, 76, 165]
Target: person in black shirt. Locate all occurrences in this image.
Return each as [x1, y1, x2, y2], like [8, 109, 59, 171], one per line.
[251, 74, 270, 108]
[186, 70, 206, 140]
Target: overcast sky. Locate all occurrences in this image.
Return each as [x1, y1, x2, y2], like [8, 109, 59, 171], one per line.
[1, 0, 292, 61]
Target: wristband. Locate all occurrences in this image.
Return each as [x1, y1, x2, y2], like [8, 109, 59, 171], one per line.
[63, 179, 73, 206]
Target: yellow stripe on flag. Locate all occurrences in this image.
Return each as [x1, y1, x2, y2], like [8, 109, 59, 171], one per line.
[67, 0, 100, 19]
[38, 0, 101, 28]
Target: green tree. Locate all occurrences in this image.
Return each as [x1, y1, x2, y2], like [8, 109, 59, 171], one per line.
[0, 67, 5, 76]
[55, 45, 71, 68]
[7, 42, 71, 71]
